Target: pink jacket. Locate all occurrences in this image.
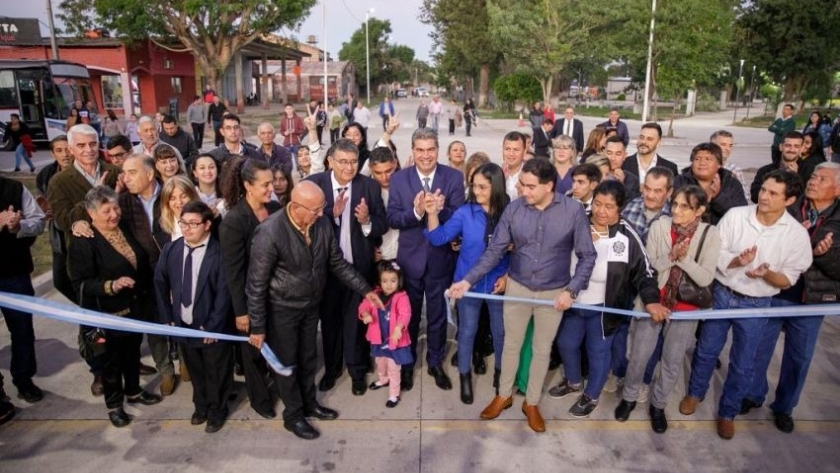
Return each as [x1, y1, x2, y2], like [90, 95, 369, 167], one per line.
[358, 290, 412, 349]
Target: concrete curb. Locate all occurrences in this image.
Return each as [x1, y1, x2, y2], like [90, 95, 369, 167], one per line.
[32, 271, 55, 298]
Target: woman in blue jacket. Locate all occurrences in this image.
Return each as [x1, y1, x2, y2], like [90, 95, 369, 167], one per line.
[424, 162, 510, 405]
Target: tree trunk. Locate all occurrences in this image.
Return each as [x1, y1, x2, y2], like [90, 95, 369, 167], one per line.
[667, 98, 679, 138]
[542, 75, 553, 106]
[478, 64, 490, 108]
[235, 51, 244, 114]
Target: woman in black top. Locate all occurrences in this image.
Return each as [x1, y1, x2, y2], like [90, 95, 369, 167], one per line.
[7, 114, 36, 172]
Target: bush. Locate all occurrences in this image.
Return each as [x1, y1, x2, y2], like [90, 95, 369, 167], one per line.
[493, 73, 542, 111]
[616, 93, 626, 101]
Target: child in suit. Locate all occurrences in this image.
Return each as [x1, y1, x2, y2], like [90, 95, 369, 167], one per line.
[154, 201, 233, 433]
[359, 261, 412, 408]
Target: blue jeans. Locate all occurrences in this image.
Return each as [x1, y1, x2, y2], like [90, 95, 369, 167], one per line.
[610, 317, 631, 377]
[556, 305, 614, 399]
[14, 143, 34, 171]
[745, 297, 824, 415]
[0, 275, 37, 383]
[687, 283, 771, 419]
[455, 296, 504, 375]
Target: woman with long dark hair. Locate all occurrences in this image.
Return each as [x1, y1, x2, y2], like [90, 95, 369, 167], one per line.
[191, 154, 223, 211]
[342, 122, 371, 172]
[424, 162, 510, 405]
[800, 131, 827, 184]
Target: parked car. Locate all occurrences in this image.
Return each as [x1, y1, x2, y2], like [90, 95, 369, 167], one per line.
[416, 87, 429, 97]
[396, 89, 408, 98]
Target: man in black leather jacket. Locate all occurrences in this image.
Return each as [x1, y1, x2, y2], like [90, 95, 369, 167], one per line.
[246, 181, 383, 440]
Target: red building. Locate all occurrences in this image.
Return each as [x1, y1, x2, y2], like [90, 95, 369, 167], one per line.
[0, 37, 196, 117]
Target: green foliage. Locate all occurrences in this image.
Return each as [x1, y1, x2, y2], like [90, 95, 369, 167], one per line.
[493, 73, 541, 110]
[616, 93, 626, 101]
[337, 18, 416, 97]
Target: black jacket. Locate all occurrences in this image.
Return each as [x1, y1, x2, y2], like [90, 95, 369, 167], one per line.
[749, 159, 823, 204]
[532, 126, 552, 158]
[219, 200, 282, 317]
[596, 218, 661, 334]
[159, 128, 199, 167]
[674, 167, 747, 225]
[788, 198, 840, 304]
[246, 209, 372, 335]
[207, 143, 263, 164]
[623, 154, 679, 180]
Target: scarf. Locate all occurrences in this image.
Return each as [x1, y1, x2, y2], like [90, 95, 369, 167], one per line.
[662, 218, 700, 309]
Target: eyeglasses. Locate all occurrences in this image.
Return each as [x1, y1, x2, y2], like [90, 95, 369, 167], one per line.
[292, 201, 326, 216]
[108, 150, 128, 159]
[178, 220, 206, 229]
[333, 159, 359, 168]
[222, 125, 241, 130]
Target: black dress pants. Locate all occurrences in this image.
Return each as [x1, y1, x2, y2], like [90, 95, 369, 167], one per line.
[181, 341, 233, 421]
[319, 279, 369, 382]
[102, 331, 142, 409]
[269, 307, 320, 423]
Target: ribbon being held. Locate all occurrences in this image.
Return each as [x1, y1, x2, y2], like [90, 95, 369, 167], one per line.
[0, 292, 293, 376]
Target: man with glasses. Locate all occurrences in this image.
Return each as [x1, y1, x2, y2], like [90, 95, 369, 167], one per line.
[247, 181, 383, 440]
[105, 135, 133, 168]
[306, 139, 387, 395]
[207, 114, 262, 163]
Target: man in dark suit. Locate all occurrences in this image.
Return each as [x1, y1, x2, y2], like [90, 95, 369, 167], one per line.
[551, 106, 585, 153]
[154, 201, 233, 433]
[603, 136, 641, 201]
[307, 139, 388, 395]
[532, 118, 554, 158]
[622, 122, 679, 185]
[207, 114, 263, 164]
[387, 128, 466, 391]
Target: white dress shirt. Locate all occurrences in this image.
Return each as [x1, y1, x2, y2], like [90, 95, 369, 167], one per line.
[413, 166, 437, 220]
[180, 235, 210, 325]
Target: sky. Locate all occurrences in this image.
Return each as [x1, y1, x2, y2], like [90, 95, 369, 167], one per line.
[3, 0, 435, 62]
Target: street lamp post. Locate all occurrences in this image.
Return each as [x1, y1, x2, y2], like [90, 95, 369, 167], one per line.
[641, 0, 657, 124]
[733, 59, 745, 124]
[745, 65, 756, 119]
[365, 8, 375, 105]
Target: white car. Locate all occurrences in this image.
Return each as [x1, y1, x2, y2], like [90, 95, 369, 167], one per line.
[416, 87, 429, 97]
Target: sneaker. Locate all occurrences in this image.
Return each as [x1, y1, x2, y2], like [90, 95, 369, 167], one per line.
[548, 379, 583, 399]
[602, 374, 623, 394]
[569, 394, 599, 418]
[638, 384, 650, 404]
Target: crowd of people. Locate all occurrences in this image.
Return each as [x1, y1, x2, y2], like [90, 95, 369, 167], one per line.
[0, 99, 837, 446]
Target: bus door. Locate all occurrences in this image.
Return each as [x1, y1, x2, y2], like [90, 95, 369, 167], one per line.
[15, 70, 47, 141]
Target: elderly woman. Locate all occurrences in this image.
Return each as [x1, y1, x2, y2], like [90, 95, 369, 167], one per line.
[549, 180, 668, 418]
[447, 141, 467, 175]
[552, 135, 577, 195]
[69, 186, 162, 427]
[615, 185, 721, 433]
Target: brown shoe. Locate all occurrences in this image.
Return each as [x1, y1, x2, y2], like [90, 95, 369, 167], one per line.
[160, 375, 178, 396]
[717, 418, 735, 440]
[90, 375, 104, 397]
[179, 361, 191, 383]
[679, 396, 700, 415]
[480, 395, 513, 420]
[522, 401, 546, 433]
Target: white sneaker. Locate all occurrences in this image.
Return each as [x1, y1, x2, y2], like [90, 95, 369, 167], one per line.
[638, 384, 650, 404]
[603, 374, 623, 394]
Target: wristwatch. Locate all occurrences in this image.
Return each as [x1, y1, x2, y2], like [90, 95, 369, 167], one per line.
[563, 288, 578, 300]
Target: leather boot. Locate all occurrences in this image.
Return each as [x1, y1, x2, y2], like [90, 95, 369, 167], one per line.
[460, 373, 473, 405]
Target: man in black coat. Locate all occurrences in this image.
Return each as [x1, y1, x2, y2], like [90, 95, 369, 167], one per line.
[750, 132, 819, 204]
[673, 142, 747, 225]
[207, 114, 263, 164]
[622, 123, 679, 184]
[550, 106, 585, 153]
[532, 118, 554, 158]
[246, 181, 383, 440]
[306, 139, 388, 395]
[160, 115, 199, 168]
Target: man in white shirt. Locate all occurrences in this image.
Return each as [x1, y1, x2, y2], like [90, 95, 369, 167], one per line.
[352, 101, 372, 131]
[428, 95, 443, 132]
[622, 123, 678, 184]
[503, 132, 527, 200]
[680, 170, 813, 440]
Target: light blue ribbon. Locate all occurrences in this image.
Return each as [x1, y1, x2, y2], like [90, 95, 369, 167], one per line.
[0, 292, 293, 376]
[447, 291, 840, 321]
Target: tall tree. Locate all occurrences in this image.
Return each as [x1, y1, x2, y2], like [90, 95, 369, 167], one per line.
[421, 0, 501, 107]
[738, 0, 840, 104]
[57, 0, 316, 95]
[338, 18, 416, 99]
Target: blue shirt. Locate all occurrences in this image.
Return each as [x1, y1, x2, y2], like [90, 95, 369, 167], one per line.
[463, 193, 597, 293]
[139, 182, 161, 232]
[424, 203, 510, 293]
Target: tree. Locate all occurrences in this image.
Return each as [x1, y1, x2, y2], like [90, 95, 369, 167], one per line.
[57, 0, 317, 99]
[493, 73, 541, 111]
[421, 0, 502, 107]
[485, 0, 613, 104]
[338, 18, 416, 99]
[738, 0, 840, 105]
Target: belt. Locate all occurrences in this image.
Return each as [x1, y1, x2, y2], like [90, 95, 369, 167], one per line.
[715, 282, 760, 300]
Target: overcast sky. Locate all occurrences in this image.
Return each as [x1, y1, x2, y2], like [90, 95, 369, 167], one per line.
[3, 0, 435, 62]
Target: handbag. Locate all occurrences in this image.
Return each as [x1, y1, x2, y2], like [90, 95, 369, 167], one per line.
[676, 225, 713, 308]
[77, 281, 108, 360]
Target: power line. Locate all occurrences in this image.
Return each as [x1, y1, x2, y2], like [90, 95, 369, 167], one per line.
[340, 0, 363, 23]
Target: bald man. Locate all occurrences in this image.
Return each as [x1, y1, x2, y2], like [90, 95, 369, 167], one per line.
[246, 181, 383, 440]
[257, 122, 293, 174]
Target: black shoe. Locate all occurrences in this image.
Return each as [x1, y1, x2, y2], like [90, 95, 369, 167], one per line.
[126, 391, 163, 406]
[351, 379, 367, 396]
[369, 381, 388, 391]
[428, 366, 452, 390]
[190, 411, 208, 425]
[450, 351, 458, 367]
[15, 380, 44, 403]
[739, 398, 762, 415]
[493, 368, 501, 395]
[773, 412, 794, 433]
[614, 399, 636, 422]
[108, 407, 132, 427]
[205, 417, 226, 433]
[400, 369, 414, 391]
[254, 408, 276, 419]
[13, 168, 20, 173]
[0, 400, 14, 426]
[305, 404, 339, 421]
[649, 405, 668, 433]
[459, 373, 473, 405]
[386, 397, 400, 408]
[318, 374, 338, 392]
[473, 352, 487, 375]
[285, 419, 320, 440]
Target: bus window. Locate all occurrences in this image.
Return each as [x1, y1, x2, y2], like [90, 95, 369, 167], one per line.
[0, 71, 16, 109]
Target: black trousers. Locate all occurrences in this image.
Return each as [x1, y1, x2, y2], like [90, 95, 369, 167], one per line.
[269, 307, 320, 423]
[191, 123, 205, 148]
[0, 275, 37, 384]
[448, 119, 456, 135]
[212, 120, 223, 147]
[329, 128, 340, 144]
[319, 278, 369, 381]
[51, 252, 75, 302]
[181, 341, 233, 421]
[316, 125, 324, 145]
[771, 145, 781, 166]
[418, 118, 427, 129]
[102, 331, 142, 409]
[465, 119, 473, 136]
[239, 340, 274, 413]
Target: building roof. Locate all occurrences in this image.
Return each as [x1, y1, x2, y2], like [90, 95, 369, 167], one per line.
[266, 60, 352, 76]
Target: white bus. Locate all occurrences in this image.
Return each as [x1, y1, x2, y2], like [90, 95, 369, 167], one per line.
[0, 60, 98, 149]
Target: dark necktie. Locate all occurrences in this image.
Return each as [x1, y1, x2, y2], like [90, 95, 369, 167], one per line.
[182, 244, 204, 307]
[422, 177, 431, 193]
